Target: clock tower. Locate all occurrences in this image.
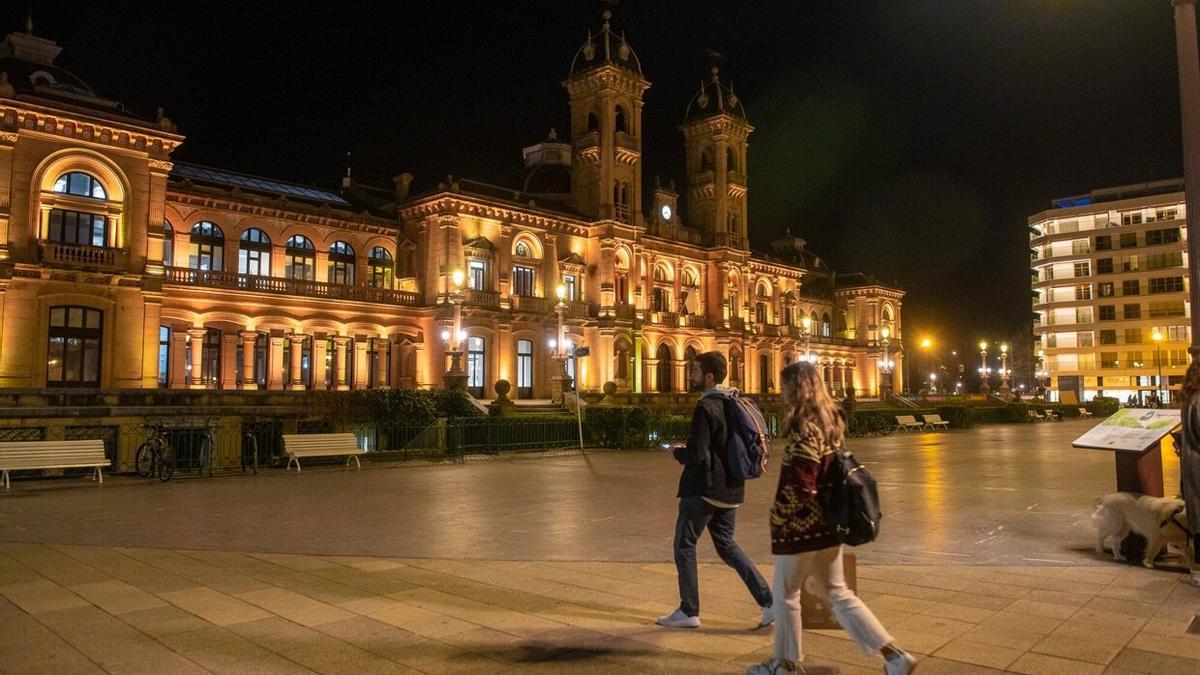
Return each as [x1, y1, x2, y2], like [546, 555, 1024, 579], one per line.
[564, 9, 649, 225]
[681, 65, 752, 249]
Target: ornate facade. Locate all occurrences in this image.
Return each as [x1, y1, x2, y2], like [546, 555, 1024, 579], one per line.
[0, 14, 903, 399]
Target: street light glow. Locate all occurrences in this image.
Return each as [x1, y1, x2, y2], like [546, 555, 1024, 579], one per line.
[1153, 328, 1164, 341]
[880, 325, 890, 339]
[451, 268, 464, 289]
[979, 341, 988, 351]
[802, 316, 812, 330]
[1000, 343, 1008, 354]
[920, 338, 932, 349]
[555, 284, 567, 300]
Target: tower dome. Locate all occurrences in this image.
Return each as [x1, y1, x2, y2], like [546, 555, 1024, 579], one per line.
[569, 9, 642, 77]
[684, 66, 747, 122]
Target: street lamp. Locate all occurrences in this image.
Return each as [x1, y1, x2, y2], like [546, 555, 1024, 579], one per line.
[929, 372, 938, 393]
[979, 341, 990, 394]
[1153, 328, 1165, 405]
[551, 283, 570, 403]
[801, 315, 813, 362]
[443, 269, 467, 391]
[999, 343, 1010, 398]
[879, 325, 892, 397]
[919, 337, 933, 394]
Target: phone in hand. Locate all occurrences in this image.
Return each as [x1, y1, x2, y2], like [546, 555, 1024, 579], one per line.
[661, 442, 673, 451]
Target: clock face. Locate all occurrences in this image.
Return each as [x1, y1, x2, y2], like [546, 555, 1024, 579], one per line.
[661, 204, 672, 221]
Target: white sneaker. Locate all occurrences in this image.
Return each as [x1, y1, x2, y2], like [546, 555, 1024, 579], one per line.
[655, 608, 700, 628]
[884, 649, 917, 675]
[756, 604, 774, 629]
[746, 657, 796, 674]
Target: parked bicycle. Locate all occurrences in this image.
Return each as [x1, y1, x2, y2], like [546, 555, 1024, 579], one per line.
[134, 424, 175, 482]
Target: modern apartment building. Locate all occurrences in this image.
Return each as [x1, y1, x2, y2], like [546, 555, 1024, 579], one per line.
[1030, 180, 1190, 403]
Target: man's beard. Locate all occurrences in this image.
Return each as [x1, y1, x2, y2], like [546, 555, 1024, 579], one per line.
[688, 379, 704, 392]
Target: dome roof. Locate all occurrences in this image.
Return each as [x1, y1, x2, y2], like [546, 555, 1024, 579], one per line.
[521, 162, 571, 196]
[569, 9, 642, 77]
[685, 66, 747, 122]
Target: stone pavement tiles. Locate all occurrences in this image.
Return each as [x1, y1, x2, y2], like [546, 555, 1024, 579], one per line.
[0, 542, 1197, 674]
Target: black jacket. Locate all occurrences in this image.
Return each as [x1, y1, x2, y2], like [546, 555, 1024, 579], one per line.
[674, 392, 745, 505]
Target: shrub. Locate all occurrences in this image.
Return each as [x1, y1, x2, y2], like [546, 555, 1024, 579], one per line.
[585, 406, 650, 449]
[302, 388, 481, 425]
[935, 405, 975, 428]
[1087, 396, 1120, 417]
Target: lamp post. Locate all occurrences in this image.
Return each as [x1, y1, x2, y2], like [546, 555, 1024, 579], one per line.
[443, 268, 467, 391]
[919, 337, 932, 394]
[551, 283, 570, 404]
[1153, 328, 1165, 405]
[801, 315, 813, 362]
[879, 325, 892, 398]
[979, 341, 990, 394]
[999, 343, 1010, 398]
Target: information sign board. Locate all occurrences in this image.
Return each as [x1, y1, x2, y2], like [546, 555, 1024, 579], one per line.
[1072, 408, 1181, 453]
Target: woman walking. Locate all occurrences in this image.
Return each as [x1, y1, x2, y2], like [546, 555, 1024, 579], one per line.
[748, 361, 916, 675]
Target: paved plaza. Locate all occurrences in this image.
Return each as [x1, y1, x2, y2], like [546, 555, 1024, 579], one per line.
[1, 420, 1197, 673]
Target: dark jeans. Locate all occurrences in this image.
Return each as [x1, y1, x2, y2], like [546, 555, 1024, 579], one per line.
[673, 495, 772, 617]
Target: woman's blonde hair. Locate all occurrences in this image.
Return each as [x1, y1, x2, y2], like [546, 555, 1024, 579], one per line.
[780, 360, 845, 446]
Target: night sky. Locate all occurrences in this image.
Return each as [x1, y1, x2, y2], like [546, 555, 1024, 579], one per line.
[4, 1, 1187, 363]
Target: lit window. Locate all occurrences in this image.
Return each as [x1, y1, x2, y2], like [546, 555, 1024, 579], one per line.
[47, 306, 102, 387]
[285, 235, 315, 280]
[188, 221, 224, 271]
[368, 247, 393, 287]
[53, 172, 107, 200]
[238, 228, 272, 276]
[328, 241, 355, 285]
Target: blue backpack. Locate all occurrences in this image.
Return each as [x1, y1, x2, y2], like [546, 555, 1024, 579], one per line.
[720, 391, 771, 480]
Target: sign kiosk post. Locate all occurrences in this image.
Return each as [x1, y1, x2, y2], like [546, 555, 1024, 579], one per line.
[1072, 408, 1180, 497]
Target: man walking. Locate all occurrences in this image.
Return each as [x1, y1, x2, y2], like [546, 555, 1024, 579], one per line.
[657, 351, 774, 629]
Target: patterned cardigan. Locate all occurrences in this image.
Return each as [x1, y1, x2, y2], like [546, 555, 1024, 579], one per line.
[769, 420, 841, 555]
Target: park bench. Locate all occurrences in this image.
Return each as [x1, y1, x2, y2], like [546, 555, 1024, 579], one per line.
[1078, 408, 1094, 418]
[921, 414, 950, 430]
[281, 433, 364, 472]
[1028, 410, 1047, 423]
[895, 415, 927, 432]
[0, 439, 109, 489]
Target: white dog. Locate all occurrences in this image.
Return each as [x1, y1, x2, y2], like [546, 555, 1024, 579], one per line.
[1092, 492, 1190, 568]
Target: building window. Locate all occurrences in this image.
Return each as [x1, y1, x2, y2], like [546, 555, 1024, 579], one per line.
[563, 274, 578, 301]
[47, 209, 107, 247]
[328, 241, 355, 285]
[53, 171, 107, 199]
[1074, 285, 1091, 301]
[285, 235, 315, 280]
[1099, 330, 1117, 345]
[368, 247, 393, 287]
[1122, 279, 1140, 296]
[1119, 233, 1138, 248]
[513, 266, 536, 297]
[367, 338, 387, 388]
[516, 338, 533, 398]
[1099, 305, 1116, 321]
[47, 306, 103, 388]
[158, 326, 170, 387]
[1072, 262, 1090, 277]
[1078, 331, 1094, 347]
[1097, 282, 1114, 297]
[188, 221, 224, 271]
[1126, 351, 1145, 367]
[1122, 255, 1142, 272]
[1100, 352, 1119, 368]
[1149, 301, 1186, 318]
[1123, 303, 1142, 319]
[163, 220, 174, 266]
[755, 301, 767, 324]
[1169, 325, 1189, 341]
[1124, 328, 1142, 344]
[238, 228, 272, 276]
[1149, 276, 1185, 294]
[1155, 208, 1178, 222]
[1121, 211, 1143, 226]
[1146, 227, 1181, 245]
[466, 336, 485, 398]
[653, 287, 672, 313]
[1095, 235, 1112, 250]
[1075, 307, 1093, 324]
[191, 328, 221, 386]
[1096, 258, 1113, 274]
[468, 259, 487, 290]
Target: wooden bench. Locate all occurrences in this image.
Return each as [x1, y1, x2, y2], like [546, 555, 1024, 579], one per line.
[0, 439, 109, 489]
[281, 433, 365, 472]
[921, 414, 950, 430]
[895, 415, 927, 432]
[1078, 408, 1094, 418]
[1028, 410, 1046, 423]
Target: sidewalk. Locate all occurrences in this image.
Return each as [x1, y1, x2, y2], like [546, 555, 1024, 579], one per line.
[1, 542, 1196, 674]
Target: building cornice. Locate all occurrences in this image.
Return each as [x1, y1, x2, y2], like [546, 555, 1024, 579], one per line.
[166, 190, 399, 234]
[1, 100, 184, 156]
[400, 194, 593, 237]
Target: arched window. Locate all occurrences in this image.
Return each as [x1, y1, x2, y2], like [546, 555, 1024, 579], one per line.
[653, 265, 670, 283]
[684, 345, 698, 365]
[188, 221, 224, 271]
[656, 344, 673, 393]
[238, 228, 271, 276]
[700, 148, 714, 172]
[284, 234, 314, 280]
[53, 172, 107, 200]
[367, 246, 393, 288]
[162, 220, 174, 267]
[727, 147, 737, 171]
[615, 105, 628, 133]
[328, 241, 355, 285]
[822, 312, 832, 337]
[512, 241, 537, 297]
[682, 269, 698, 288]
[515, 241, 530, 258]
[810, 310, 820, 330]
[587, 112, 600, 133]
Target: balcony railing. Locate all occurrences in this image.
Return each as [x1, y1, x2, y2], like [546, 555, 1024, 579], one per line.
[566, 301, 592, 319]
[728, 171, 747, 186]
[614, 304, 635, 321]
[572, 131, 600, 151]
[40, 241, 125, 270]
[464, 288, 500, 309]
[652, 311, 679, 326]
[511, 294, 550, 314]
[682, 314, 705, 328]
[615, 131, 639, 151]
[165, 268, 420, 306]
[712, 232, 745, 249]
[730, 316, 747, 332]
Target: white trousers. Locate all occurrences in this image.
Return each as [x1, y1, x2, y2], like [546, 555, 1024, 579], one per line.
[773, 545, 894, 662]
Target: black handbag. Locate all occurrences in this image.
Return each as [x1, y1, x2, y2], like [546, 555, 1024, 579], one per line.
[820, 446, 882, 546]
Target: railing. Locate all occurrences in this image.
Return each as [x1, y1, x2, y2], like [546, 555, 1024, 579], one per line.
[510, 294, 550, 314]
[728, 171, 747, 185]
[40, 242, 124, 270]
[614, 203, 631, 223]
[566, 301, 592, 319]
[165, 268, 420, 306]
[682, 314, 705, 328]
[729, 316, 747, 332]
[711, 232, 745, 249]
[760, 323, 781, 336]
[615, 131, 639, 151]
[464, 288, 500, 309]
[690, 170, 715, 187]
[652, 311, 678, 326]
[615, 304, 635, 321]
[572, 131, 600, 151]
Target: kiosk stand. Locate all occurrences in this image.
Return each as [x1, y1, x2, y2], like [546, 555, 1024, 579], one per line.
[1073, 409, 1180, 497]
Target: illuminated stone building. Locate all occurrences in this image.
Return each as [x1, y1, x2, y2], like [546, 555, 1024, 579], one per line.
[0, 14, 903, 400]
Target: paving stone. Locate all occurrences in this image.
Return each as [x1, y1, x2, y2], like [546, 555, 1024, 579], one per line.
[119, 604, 214, 637]
[0, 578, 90, 613]
[1008, 651, 1106, 675]
[236, 586, 356, 627]
[1125, 631, 1200, 661]
[933, 635, 1024, 669]
[1107, 646, 1200, 673]
[159, 586, 274, 626]
[69, 579, 168, 615]
[1031, 634, 1126, 666]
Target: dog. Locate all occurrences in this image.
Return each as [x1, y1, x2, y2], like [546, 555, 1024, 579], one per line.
[1092, 492, 1190, 568]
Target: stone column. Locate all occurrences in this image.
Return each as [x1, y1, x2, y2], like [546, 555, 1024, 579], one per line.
[220, 332, 239, 390]
[333, 337, 351, 390]
[186, 328, 207, 389]
[312, 337, 329, 390]
[289, 335, 307, 389]
[374, 339, 390, 388]
[169, 332, 188, 389]
[645, 358, 659, 392]
[268, 336, 286, 390]
[543, 234, 559, 300]
[354, 340, 369, 389]
[675, 359, 688, 393]
[239, 330, 259, 389]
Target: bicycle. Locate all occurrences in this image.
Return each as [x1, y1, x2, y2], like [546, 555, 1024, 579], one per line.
[134, 424, 175, 482]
